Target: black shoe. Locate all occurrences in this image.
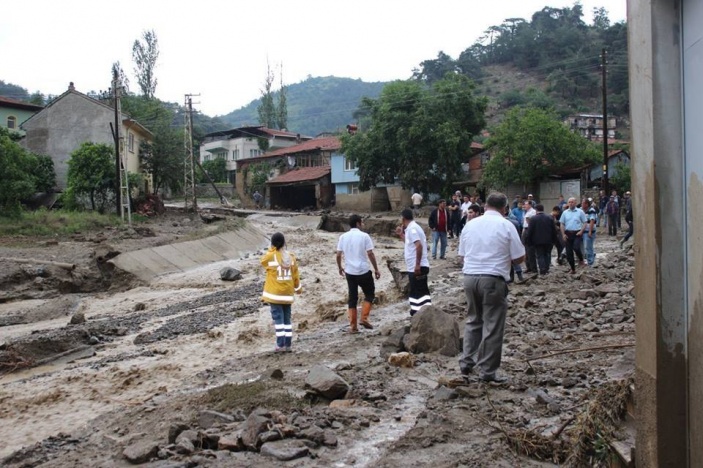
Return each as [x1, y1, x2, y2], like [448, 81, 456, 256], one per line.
[460, 367, 473, 377]
[479, 374, 508, 383]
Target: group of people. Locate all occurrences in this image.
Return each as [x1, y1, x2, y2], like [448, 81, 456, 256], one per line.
[258, 188, 634, 385]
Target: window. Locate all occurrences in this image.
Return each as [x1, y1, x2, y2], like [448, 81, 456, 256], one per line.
[217, 151, 227, 160]
[344, 157, 356, 171]
[249, 149, 262, 158]
[349, 183, 359, 195]
[7, 116, 16, 129]
[128, 133, 135, 152]
[233, 149, 239, 160]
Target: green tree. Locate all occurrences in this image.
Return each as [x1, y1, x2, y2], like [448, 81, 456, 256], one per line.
[482, 107, 600, 189]
[122, 95, 184, 194]
[610, 161, 631, 194]
[277, 64, 288, 130]
[258, 62, 276, 128]
[0, 128, 55, 214]
[132, 29, 159, 99]
[64, 142, 116, 212]
[200, 158, 227, 183]
[342, 75, 487, 195]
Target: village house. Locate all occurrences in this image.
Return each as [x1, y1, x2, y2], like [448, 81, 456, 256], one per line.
[20, 83, 153, 192]
[565, 113, 617, 141]
[0, 96, 43, 136]
[199, 126, 310, 185]
[236, 136, 339, 210]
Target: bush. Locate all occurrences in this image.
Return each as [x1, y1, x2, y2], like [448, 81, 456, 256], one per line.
[0, 127, 56, 216]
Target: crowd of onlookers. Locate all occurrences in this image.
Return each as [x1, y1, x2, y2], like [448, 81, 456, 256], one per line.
[411, 188, 634, 279]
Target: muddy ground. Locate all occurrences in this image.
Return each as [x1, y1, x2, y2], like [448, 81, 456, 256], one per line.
[0, 209, 635, 467]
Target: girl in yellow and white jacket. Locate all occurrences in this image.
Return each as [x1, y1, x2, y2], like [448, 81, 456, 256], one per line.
[260, 232, 301, 352]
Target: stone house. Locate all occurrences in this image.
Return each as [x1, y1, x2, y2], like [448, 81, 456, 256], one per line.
[21, 83, 153, 192]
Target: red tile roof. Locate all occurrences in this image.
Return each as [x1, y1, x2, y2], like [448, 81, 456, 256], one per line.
[0, 96, 43, 111]
[263, 136, 341, 158]
[267, 166, 331, 184]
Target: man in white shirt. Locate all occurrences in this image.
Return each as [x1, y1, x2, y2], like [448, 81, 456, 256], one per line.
[521, 201, 537, 273]
[396, 208, 432, 316]
[336, 215, 381, 333]
[458, 192, 525, 383]
[411, 192, 423, 217]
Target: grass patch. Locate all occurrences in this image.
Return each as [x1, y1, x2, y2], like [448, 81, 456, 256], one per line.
[0, 209, 126, 238]
[204, 380, 307, 414]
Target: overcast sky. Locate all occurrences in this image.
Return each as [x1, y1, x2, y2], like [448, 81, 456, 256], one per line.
[1, 0, 626, 117]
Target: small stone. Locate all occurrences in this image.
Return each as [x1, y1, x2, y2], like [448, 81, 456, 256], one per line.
[70, 312, 86, 325]
[329, 399, 355, 408]
[260, 439, 309, 461]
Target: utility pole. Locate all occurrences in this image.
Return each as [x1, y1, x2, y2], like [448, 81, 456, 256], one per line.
[111, 71, 131, 224]
[183, 95, 198, 211]
[112, 71, 121, 215]
[601, 48, 609, 196]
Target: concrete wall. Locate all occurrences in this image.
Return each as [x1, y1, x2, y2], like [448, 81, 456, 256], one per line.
[628, 0, 700, 465]
[194, 183, 235, 199]
[683, 1, 703, 465]
[336, 191, 372, 211]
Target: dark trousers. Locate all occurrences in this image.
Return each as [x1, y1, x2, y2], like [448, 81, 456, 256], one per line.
[345, 271, 375, 308]
[451, 217, 463, 237]
[564, 231, 584, 271]
[623, 221, 634, 242]
[608, 214, 618, 235]
[554, 235, 564, 259]
[459, 275, 508, 378]
[534, 244, 552, 274]
[521, 230, 537, 272]
[408, 267, 431, 316]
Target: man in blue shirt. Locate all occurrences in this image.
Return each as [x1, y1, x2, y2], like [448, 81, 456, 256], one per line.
[559, 197, 587, 274]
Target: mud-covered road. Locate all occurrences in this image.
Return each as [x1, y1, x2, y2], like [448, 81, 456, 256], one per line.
[0, 210, 635, 467]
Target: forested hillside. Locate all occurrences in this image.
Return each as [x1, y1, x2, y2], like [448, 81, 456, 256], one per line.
[2, 5, 626, 138]
[218, 76, 386, 137]
[413, 5, 628, 125]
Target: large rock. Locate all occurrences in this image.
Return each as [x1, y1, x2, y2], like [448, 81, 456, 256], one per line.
[304, 365, 350, 399]
[198, 409, 235, 429]
[380, 325, 409, 359]
[260, 439, 309, 461]
[241, 411, 272, 450]
[402, 305, 461, 356]
[123, 440, 159, 464]
[220, 267, 242, 281]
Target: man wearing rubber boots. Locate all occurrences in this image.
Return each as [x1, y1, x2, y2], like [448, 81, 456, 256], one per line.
[336, 214, 381, 333]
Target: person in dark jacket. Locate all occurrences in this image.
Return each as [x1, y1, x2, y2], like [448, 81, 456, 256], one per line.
[428, 199, 450, 260]
[524, 204, 558, 275]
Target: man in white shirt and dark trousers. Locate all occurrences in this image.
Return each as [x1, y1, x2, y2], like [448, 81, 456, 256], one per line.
[458, 193, 525, 383]
[336, 215, 381, 333]
[397, 209, 432, 316]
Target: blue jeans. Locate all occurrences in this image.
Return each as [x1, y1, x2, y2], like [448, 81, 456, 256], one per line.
[431, 231, 447, 259]
[269, 304, 292, 349]
[583, 232, 596, 265]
